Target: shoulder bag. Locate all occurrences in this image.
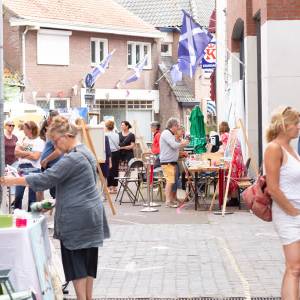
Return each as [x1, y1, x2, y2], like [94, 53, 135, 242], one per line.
[242, 175, 272, 222]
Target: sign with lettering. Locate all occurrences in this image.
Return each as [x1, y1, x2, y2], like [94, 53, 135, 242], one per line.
[201, 41, 216, 70]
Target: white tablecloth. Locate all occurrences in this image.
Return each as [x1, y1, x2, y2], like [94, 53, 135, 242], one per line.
[0, 216, 53, 300]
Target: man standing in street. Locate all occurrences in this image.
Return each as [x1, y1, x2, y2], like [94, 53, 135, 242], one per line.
[160, 117, 189, 208]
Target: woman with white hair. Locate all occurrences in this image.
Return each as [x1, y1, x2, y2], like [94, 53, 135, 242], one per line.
[1, 116, 110, 300]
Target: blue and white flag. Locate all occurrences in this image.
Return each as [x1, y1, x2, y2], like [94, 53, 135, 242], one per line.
[85, 49, 115, 88]
[170, 64, 182, 86]
[125, 55, 148, 84]
[207, 100, 216, 115]
[178, 10, 212, 78]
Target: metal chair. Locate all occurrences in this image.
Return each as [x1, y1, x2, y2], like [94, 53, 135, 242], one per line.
[115, 158, 146, 205]
[237, 158, 254, 209]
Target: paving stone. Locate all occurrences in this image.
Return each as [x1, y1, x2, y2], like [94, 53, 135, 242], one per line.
[55, 202, 284, 299]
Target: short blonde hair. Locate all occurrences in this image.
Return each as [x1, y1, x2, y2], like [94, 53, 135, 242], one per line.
[47, 116, 78, 139]
[105, 120, 115, 131]
[266, 106, 299, 143]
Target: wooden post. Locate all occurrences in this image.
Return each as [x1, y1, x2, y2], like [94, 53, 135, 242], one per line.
[221, 134, 237, 216]
[79, 119, 116, 215]
[209, 180, 219, 211]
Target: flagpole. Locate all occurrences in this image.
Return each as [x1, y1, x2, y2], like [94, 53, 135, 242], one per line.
[115, 55, 148, 88]
[155, 69, 170, 85]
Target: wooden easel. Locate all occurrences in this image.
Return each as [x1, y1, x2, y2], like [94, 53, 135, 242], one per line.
[221, 134, 237, 216]
[79, 119, 116, 215]
[208, 118, 259, 215]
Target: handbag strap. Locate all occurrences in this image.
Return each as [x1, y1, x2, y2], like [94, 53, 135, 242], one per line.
[108, 133, 120, 151]
[74, 147, 97, 184]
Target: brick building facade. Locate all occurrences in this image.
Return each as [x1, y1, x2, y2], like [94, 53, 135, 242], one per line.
[3, 0, 161, 141]
[218, 0, 300, 164]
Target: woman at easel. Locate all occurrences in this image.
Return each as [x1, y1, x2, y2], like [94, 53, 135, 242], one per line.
[218, 121, 245, 206]
[1, 116, 110, 300]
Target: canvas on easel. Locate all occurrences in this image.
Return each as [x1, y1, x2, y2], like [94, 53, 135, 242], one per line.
[78, 119, 116, 215]
[208, 118, 259, 214]
[77, 125, 105, 163]
[221, 119, 259, 216]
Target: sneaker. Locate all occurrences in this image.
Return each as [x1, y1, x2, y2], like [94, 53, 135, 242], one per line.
[165, 202, 178, 208]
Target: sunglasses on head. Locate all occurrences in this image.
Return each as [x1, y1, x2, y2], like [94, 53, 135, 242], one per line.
[281, 106, 292, 116]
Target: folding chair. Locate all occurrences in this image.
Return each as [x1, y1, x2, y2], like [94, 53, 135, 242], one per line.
[152, 167, 165, 202]
[236, 157, 254, 209]
[0, 269, 34, 300]
[115, 158, 146, 205]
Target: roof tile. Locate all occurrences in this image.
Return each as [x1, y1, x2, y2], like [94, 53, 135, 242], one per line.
[115, 0, 215, 28]
[3, 0, 159, 35]
[159, 57, 197, 103]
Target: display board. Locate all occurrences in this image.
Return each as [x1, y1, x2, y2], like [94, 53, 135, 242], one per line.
[78, 125, 105, 163]
[223, 128, 238, 162]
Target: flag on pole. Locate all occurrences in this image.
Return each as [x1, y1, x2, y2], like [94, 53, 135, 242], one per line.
[170, 64, 182, 85]
[125, 55, 148, 84]
[85, 49, 115, 88]
[177, 10, 212, 78]
[207, 100, 216, 115]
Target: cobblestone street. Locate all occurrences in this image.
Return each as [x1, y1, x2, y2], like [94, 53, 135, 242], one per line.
[61, 201, 284, 299]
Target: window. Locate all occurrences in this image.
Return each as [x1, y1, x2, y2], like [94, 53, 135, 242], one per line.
[90, 38, 108, 65]
[127, 42, 151, 69]
[161, 43, 172, 56]
[37, 29, 72, 65]
[36, 98, 70, 112]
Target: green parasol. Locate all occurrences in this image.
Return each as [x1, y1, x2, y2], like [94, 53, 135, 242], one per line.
[189, 106, 207, 154]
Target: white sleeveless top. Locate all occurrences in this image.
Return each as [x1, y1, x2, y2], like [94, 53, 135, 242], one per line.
[279, 148, 300, 200]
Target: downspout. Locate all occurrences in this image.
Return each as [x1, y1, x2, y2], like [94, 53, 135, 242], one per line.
[21, 26, 29, 102]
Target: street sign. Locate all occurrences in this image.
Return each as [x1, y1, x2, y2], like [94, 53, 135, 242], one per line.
[85, 88, 95, 105]
[201, 41, 216, 70]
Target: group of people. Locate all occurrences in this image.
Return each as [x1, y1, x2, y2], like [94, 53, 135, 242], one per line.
[2, 115, 110, 300]
[102, 120, 136, 193]
[150, 118, 246, 208]
[152, 108, 300, 298]
[4, 111, 62, 210]
[3, 113, 138, 204]
[3, 106, 300, 299]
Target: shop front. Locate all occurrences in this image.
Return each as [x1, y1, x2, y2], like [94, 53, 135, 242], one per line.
[81, 88, 159, 143]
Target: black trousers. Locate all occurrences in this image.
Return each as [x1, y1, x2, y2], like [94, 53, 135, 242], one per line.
[107, 151, 120, 187]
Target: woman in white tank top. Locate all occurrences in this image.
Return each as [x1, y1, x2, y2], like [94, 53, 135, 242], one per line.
[264, 106, 300, 299]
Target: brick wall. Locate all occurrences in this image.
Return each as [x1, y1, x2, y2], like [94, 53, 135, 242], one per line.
[3, 10, 22, 73]
[158, 78, 182, 128]
[227, 0, 257, 51]
[20, 29, 159, 105]
[227, 0, 300, 51]
[266, 0, 300, 21]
